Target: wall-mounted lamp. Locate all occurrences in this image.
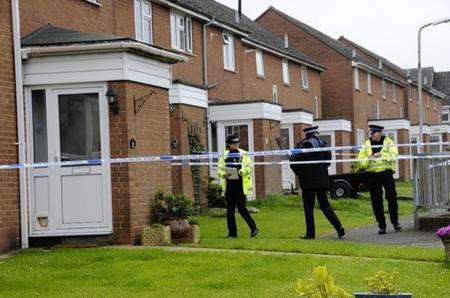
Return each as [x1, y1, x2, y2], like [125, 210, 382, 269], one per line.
[106, 88, 120, 114]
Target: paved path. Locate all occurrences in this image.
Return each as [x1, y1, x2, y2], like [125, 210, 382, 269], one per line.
[322, 216, 441, 247]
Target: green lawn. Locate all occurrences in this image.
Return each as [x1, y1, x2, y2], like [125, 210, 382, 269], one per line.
[188, 189, 445, 262]
[0, 248, 449, 297]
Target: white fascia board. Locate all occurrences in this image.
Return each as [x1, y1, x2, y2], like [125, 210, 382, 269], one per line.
[410, 125, 431, 135]
[241, 39, 325, 72]
[314, 119, 352, 132]
[209, 102, 281, 122]
[169, 83, 208, 108]
[368, 119, 410, 130]
[430, 124, 450, 134]
[23, 52, 172, 89]
[281, 111, 313, 125]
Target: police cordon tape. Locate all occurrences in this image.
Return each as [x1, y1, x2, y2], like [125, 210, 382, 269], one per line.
[0, 141, 449, 170]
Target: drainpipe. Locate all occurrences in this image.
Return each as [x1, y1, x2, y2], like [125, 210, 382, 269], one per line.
[11, 0, 28, 248]
[202, 20, 214, 174]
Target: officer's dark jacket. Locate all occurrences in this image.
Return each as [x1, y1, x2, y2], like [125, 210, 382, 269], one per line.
[289, 135, 331, 190]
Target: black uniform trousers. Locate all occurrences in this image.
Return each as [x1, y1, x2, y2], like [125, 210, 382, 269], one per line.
[302, 188, 343, 238]
[368, 170, 399, 230]
[225, 180, 257, 237]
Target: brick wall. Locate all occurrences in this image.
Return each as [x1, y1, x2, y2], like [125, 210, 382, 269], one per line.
[108, 81, 172, 244]
[170, 104, 207, 200]
[256, 9, 354, 125]
[406, 86, 442, 125]
[0, 0, 21, 253]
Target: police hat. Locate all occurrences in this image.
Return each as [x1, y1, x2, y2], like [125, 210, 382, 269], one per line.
[303, 126, 319, 134]
[226, 134, 240, 144]
[369, 125, 384, 133]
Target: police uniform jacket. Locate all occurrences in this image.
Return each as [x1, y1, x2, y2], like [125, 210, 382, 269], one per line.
[290, 136, 331, 190]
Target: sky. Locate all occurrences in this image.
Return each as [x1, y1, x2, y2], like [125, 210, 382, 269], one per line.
[216, 0, 450, 72]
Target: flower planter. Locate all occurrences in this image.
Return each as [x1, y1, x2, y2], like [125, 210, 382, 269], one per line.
[354, 294, 412, 298]
[141, 226, 171, 246]
[189, 225, 200, 244]
[163, 217, 190, 239]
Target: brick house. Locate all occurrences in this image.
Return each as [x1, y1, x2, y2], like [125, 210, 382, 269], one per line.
[1, 0, 325, 251]
[404, 67, 449, 153]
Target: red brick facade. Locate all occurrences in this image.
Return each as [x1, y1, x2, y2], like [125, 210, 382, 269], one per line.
[0, 0, 21, 253]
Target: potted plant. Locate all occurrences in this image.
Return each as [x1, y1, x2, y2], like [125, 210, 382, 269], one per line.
[141, 223, 171, 246]
[354, 271, 412, 298]
[436, 224, 450, 261]
[296, 266, 351, 297]
[188, 216, 200, 244]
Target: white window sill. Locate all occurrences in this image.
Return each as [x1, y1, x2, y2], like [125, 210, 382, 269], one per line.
[171, 47, 195, 57]
[355, 87, 360, 92]
[368, 92, 372, 96]
[256, 75, 265, 79]
[224, 68, 238, 74]
[382, 96, 387, 100]
[302, 87, 310, 91]
[393, 99, 397, 104]
[283, 82, 291, 87]
[84, 0, 101, 6]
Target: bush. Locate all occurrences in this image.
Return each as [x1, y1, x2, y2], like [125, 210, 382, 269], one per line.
[208, 208, 227, 218]
[151, 191, 195, 223]
[150, 223, 164, 229]
[204, 177, 226, 208]
[365, 271, 400, 295]
[296, 266, 351, 297]
[188, 216, 200, 226]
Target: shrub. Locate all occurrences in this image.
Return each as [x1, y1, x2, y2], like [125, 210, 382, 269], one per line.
[208, 208, 227, 218]
[188, 216, 200, 226]
[151, 191, 195, 223]
[150, 223, 164, 229]
[204, 177, 226, 208]
[296, 266, 350, 298]
[365, 271, 400, 295]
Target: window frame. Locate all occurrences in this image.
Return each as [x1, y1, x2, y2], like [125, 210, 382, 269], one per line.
[313, 96, 319, 119]
[222, 32, 235, 71]
[282, 59, 290, 85]
[381, 79, 387, 99]
[170, 11, 193, 53]
[367, 72, 372, 95]
[408, 84, 412, 102]
[134, 0, 153, 44]
[301, 66, 309, 90]
[272, 85, 278, 103]
[255, 49, 265, 77]
[354, 67, 360, 91]
[392, 82, 397, 103]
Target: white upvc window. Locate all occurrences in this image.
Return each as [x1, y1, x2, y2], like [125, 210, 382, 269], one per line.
[400, 107, 404, 117]
[354, 68, 360, 90]
[442, 108, 449, 122]
[392, 83, 397, 102]
[255, 49, 264, 77]
[301, 66, 309, 90]
[381, 79, 387, 99]
[272, 85, 278, 103]
[282, 59, 290, 85]
[170, 12, 193, 53]
[433, 96, 437, 110]
[426, 93, 430, 108]
[356, 129, 365, 146]
[84, 0, 101, 5]
[408, 84, 412, 101]
[367, 72, 372, 95]
[134, 0, 153, 44]
[376, 99, 380, 119]
[313, 96, 319, 119]
[222, 32, 235, 71]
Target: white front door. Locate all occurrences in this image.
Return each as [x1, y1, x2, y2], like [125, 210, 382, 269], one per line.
[214, 120, 255, 200]
[280, 124, 295, 189]
[26, 84, 112, 236]
[385, 130, 399, 179]
[319, 131, 336, 175]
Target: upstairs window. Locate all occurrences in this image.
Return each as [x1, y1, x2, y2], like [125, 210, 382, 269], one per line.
[433, 96, 437, 110]
[282, 59, 290, 85]
[367, 72, 372, 95]
[442, 108, 449, 122]
[134, 0, 152, 44]
[255, 50, 264, 77]
[301, 66, 309, 90]
[222, 32, 235, 71]
[313, 96, 319, 119]
[381, 79, 387, 99]
[354, 68, 360, 90]
[272, 85, 278, 103]
[392, 83, 397, 102]
[408, 84, 412, 101]
[170, 12, 193, 53]
[426, 93, 430, 108]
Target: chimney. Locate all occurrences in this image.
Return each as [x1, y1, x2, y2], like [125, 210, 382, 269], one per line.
[234, 0, 242, 23]
[284, 34, 289, 49]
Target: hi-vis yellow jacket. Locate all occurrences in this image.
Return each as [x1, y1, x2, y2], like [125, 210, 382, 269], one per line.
[217, 148, 253, 196]
[357, 136, 398, 173]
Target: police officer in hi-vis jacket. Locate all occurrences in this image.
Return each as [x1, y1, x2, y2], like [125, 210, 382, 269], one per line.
[290, 126, 345, 240]
[217, 134, 259, 238]
[357, 124, 401, 235]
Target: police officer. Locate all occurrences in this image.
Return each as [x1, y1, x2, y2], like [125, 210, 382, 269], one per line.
[217, 134, 259, 238]
[357, 125, 401, 235]
[290, 126, 345, 240]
